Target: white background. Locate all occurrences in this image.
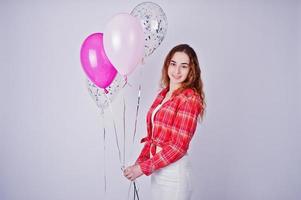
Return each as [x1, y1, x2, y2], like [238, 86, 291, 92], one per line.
[0, 0, 300, 200]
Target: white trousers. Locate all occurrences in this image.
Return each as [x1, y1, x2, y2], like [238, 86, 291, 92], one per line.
[151, 154, 192, 200]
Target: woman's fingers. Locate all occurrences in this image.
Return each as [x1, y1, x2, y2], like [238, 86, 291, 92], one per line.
[123, 167, 130, 175]
[123, 165, 140, 181]
[123, 167, 133, 180]
[124, 173, 131, 179]
[124, 172, 131, 178]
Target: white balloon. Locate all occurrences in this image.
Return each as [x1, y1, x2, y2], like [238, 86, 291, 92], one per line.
[103, 13, 144, 76]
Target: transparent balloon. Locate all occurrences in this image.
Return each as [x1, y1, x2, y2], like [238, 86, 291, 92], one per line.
[86, 73, 126, 113]
[131, 2, 168, 57]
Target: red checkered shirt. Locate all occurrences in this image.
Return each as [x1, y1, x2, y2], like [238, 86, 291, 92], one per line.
[136, 87, 203, 176]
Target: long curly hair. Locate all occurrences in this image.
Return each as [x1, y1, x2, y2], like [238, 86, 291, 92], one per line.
[160, 44, 206, 118]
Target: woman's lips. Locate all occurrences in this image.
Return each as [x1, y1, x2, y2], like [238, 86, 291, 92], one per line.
[172, 75, 181, 80]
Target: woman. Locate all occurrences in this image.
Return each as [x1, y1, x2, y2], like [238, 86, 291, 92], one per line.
[124, 44, 205, 200]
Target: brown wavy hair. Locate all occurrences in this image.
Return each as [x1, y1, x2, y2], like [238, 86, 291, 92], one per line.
[160, 44, 206, 118]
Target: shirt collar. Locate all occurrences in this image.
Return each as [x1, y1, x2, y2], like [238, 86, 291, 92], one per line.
[159, 86, 193, 99]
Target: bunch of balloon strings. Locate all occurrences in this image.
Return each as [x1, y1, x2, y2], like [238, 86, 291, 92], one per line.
[99, 81, 142, 200]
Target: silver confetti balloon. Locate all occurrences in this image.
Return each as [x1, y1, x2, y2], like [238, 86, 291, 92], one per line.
[86, 73, 125, 113]
[131, 2, 168, 57]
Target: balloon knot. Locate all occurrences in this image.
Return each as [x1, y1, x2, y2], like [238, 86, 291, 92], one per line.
[122, 76, 128, 88]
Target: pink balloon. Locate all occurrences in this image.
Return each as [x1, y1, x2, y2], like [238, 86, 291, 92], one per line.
[103, 13, 144, 76]
[80, 33, 117, 89]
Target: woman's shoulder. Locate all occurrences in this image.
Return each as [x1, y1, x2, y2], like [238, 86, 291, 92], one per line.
[177, 88, 202, 113]
[157, 87, 200, 102]
[178, 88, 200, 101]
[158, 87, 169, 95]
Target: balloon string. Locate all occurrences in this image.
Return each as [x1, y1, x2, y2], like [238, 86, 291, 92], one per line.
[100, 110, 107, 199]
[134, 181, 140, 200]
[132, 63, 143, 200]
[127, 180, 133, 200]
[103, 119, 107, 199]
[133, 84, 141, 143]
[104, 127, 107, 198]
[123, 96, 126, 167]
[104, 92, 123, 170]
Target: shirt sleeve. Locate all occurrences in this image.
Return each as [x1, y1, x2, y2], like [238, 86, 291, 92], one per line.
[138, 96, 201, 176]
[135, 140, 150, 164]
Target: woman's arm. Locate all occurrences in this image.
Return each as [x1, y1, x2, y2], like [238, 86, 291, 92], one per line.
[123, 138, 150, 181]
[135, 139, 151, 164]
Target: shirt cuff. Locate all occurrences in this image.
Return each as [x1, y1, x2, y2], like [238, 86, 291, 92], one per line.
[138, 160, 153, 176]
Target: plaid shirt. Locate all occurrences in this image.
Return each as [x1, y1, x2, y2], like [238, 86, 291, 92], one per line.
[136, 87, 202, 176]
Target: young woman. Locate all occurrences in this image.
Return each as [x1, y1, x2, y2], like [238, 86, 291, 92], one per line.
[123, 44, 205, 200]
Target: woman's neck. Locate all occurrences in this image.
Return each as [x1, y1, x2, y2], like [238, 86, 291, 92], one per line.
[169, 83, 181, 94]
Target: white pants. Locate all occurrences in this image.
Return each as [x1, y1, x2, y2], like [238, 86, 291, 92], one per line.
[151, 154, 193, 200]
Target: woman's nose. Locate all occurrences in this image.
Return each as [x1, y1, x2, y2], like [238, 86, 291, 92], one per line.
[175, 66, 181, 74]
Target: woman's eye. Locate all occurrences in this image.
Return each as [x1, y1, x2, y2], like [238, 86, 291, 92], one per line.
[181, 65, 188, 68]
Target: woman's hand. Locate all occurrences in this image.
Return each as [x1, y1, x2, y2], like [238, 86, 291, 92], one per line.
[123, 164, 143, 181]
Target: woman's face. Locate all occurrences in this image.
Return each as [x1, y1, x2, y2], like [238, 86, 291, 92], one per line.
[168, 51, 190, 87]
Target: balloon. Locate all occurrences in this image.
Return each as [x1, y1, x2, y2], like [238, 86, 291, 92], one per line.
[131, 2, 168, 57]
[86, 73, 126, 113]
[103, 13, 144, 76]
[80, 33, 117, 89]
